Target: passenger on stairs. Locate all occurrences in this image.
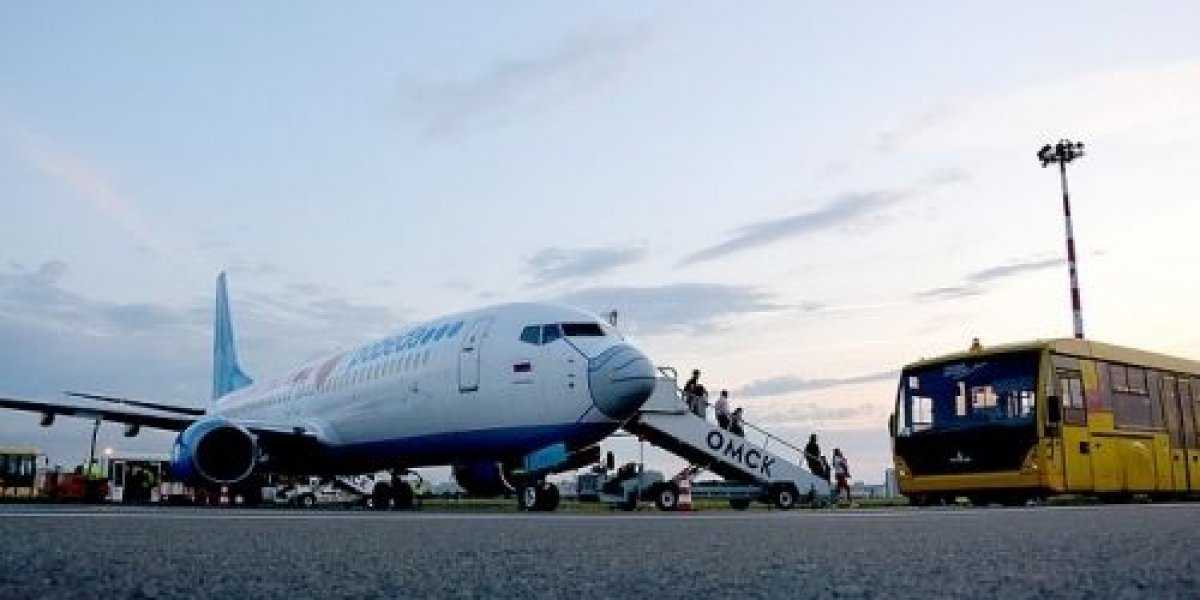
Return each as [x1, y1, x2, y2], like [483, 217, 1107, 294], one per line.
[729, 407, 745, 437]
[715, 390, 731, 430]
[804, 434, 826, 479]
[682, 369, 707, 418]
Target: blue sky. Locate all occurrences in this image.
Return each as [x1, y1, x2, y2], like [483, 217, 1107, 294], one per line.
[3, 2, 1200, 481]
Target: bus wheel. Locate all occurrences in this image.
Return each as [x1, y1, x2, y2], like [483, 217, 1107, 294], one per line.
[772, 485, 797, 510]
[654, 484, 679, 511]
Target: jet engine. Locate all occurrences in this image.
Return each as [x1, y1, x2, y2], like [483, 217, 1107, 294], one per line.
[170, 418, 258, 485]
[451, 461, 519, 497]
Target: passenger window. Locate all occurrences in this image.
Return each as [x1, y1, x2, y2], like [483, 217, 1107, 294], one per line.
[971, 385, 998, 409]
[541, 324, 562, 344]
[519, 326, 541, 345]
[912, 395, 933, 430]
[432, 324, 449, 342]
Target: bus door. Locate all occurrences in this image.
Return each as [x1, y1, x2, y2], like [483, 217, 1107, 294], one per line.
[1057, 369, 1092, 491]
[1161, 375, 1191, 492]
[1180, 378, 1200, 491]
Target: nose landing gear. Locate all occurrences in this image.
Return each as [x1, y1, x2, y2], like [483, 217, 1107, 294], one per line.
[518, 481, 561, 512]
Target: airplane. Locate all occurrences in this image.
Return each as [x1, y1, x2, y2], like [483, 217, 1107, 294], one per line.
[0, 273, 657, 510]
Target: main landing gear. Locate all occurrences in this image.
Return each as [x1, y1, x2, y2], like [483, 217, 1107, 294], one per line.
[518, 481, 561, 512]
[370, 473, 415, 510]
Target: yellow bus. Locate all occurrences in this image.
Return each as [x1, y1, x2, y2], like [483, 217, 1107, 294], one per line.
[890, 338, 1200, 505]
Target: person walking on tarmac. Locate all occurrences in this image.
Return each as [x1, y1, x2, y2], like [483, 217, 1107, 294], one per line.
[804, 434, 825, 479]
[832, 448, 852, 504]
[729, 407, 745, 437]
[715, 390, 731, 430]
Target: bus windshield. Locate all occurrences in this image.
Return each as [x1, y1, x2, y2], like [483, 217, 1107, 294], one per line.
[898, 351, 1039, 435]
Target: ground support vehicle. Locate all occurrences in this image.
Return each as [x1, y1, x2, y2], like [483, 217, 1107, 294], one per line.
[892, 338, 1200, 505]
[620, 367, 830, 510]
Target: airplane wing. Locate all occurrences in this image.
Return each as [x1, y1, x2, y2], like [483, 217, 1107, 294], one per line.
[0, 395, 319, 439]
[0, 395, 196, 431]
[63, 391, 207, 416]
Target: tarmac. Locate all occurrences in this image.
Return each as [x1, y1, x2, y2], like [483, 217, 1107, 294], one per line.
[0, 503, 1198, 599]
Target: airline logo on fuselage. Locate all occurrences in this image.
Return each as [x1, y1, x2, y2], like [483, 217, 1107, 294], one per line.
[706, 429, 775, 478]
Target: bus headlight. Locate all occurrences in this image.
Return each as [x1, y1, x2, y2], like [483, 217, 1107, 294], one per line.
[1020, 448, 1039, 473]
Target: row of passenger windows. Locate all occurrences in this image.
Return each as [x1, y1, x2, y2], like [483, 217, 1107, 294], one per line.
[1058, 360, 1200, 443]
[229, 349, 435, 416]
[519, 322, 605, 345]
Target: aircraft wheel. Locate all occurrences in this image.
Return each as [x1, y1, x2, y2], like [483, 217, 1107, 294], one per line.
[392, 481, 414, 509]
[654, 484, 679, 511]
[772, 485, 797, 510]
[518, 485, 540, 511]
[536, 483, 560, 511]
[371, 482, 393, 510]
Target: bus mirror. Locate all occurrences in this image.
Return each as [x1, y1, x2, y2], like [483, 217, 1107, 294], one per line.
[606, 451, 615, 471]
[1047, 395, 1063, 424]
[888, 413, 896, 437]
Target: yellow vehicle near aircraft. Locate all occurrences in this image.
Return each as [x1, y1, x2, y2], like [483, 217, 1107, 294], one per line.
[890, 339, 1200, 505]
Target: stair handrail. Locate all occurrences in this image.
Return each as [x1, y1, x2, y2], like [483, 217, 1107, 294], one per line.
[669, 380, 823, 466]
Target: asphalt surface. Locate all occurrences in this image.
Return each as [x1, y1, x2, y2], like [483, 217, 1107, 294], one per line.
[0, 503, 1198, 599]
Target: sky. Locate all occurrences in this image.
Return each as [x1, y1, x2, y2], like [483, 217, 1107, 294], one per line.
[2, 2, 1199, 484]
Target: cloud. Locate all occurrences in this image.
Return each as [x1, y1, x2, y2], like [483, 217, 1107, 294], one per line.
[0, 261, 203, 337]
[966, 257, 1064, 284]
[554, 283, 786, 335]
[679, 170, 968, 266]
[736, 370, 897, 398]
[10, 129, 172, 257]
[913, 285, 984, 301]
[915, 256, 1065, 302]
[876, 104, 957, 154]
[526, 244, 646, 286]
[754, 401, 880, 428]
[398, 22, 652, 139]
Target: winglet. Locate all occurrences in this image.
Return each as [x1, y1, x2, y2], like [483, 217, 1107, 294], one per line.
[212, 272, 253, 400]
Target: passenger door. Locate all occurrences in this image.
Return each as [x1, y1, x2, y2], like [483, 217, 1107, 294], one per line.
[1161, 375, 1192, 492]
[1058, 370, 1093, 491]
[458, 318, 492, 393]
[1181, 379, 1200, 491]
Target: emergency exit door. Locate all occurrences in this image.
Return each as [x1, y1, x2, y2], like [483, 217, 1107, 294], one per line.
[458, 318, 492, 393]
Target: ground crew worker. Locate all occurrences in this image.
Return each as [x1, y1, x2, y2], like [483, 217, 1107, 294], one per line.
[715, 390, 731, 430]
[729, 407, 745, 437]
[833, 448, 852, 504]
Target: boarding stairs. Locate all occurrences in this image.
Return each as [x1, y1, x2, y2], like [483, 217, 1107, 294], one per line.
[623, 367, 831, 498]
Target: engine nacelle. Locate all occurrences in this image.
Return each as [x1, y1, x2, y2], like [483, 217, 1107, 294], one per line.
[170, 418, 258, 485]
[451, 461, 519, 497]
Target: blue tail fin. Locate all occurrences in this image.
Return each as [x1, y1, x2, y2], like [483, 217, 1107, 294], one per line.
[212, 272, 253, 400]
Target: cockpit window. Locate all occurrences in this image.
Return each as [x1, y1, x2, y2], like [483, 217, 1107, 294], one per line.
[519, 326, 541, 345]
[541, 324, 562, 344]
[561, 323, 605, 337]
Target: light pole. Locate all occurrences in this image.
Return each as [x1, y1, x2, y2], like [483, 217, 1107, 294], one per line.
[1038, 139, 1086, 339]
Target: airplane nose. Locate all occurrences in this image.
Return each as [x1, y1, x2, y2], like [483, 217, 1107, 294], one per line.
[588, 344, 656, 421]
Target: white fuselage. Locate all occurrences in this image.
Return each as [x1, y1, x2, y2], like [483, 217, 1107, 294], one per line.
[209, 303, 649, 471]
